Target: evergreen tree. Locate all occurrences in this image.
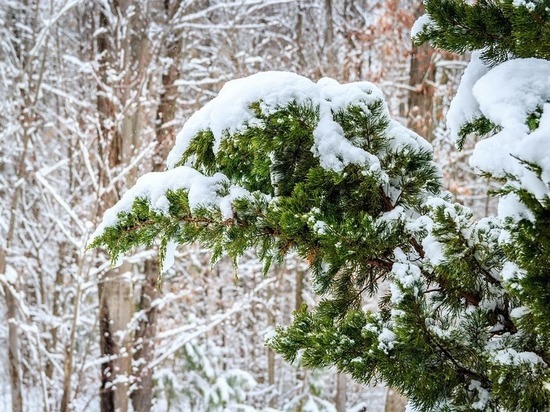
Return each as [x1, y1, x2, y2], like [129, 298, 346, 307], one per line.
[91, 2, 550, 409]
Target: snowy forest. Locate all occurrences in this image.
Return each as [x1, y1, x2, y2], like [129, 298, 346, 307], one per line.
[3, 0, 550, 411]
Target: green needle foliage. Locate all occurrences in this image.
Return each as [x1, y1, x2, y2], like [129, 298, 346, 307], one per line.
[92, 3, 550, 408]
[415, 0, 550, 65]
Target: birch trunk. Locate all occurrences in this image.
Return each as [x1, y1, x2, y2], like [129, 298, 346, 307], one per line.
[335, 373, 347, 412]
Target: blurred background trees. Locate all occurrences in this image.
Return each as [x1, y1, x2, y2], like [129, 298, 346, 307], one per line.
[0, 1, 482, 410]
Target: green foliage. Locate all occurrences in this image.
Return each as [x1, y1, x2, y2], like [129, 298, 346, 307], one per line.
[415, 0, 550, 65]
[455, 116, 497, 150]
[91, 93, 440, 281]
[271, 197, 550, 411]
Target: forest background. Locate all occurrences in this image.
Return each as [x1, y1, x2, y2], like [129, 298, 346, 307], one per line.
[0, 1, 490, 411]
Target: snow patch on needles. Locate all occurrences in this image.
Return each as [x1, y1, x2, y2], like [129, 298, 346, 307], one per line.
[492, 348, 546, 368]
[91, 166, 250, 243]
[512, 0, 541, 11]
[447, 51, 489, 141]
[472, 59, 550, 134]
[411, 14, 433, 39]
[377, 327, 397, 353]
[448, 58, 550, 220]
[468, 380, 492, 410]
[166, 71, 427, 174]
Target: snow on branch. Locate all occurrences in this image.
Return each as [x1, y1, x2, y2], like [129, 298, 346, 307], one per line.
[92, 71, 440, 275]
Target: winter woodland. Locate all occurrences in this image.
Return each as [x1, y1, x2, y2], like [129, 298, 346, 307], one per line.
[2, 0, 531, 411]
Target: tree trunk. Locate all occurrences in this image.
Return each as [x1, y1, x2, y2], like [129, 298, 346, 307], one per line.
[152, 0, 183, 171]
[0, 117, 33, 412]
[132, 2, 183, 410]
[96, 4, 135, 411]
[335, 373, 347, 412]
[0, 162, 25, 412]
[323, 0, 336, 77]
[98, 265, 134, 412]
[385, 387, 408, 412]
[1, 250, 23, 412]
[294, 1, 308, 71]
[0, 8, 39, 409]
[267, 281, 276, 406]
[407, 3, 436, 140]
[131, 260, 159, 412]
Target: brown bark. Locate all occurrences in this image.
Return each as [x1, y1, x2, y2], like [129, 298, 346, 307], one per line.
[309, 0, 337, 79]
[407, 4, 436, 140]
[267, 287, 276, 385]
[48, 244, 65, 383]
[0, 149, 26, 412]
[294, 1, 308, 70]
[295, 268, 304, 310]
[0, 7, 42, 410]
[266, 271, 279, 407]
[385, 387, 408, 412]
[324, 0, 336, 75]
[132, 3, 183, 410]
[1, 95, 33, 412]
[96, 4, 135, 411]
[152, 1, 183, 171]
[1, 249, 23, 412]
[131, 259, 160, 412]
[98, 266, 134, 412]
[96, 6, 119, 410]
[98, 281, 116, 412]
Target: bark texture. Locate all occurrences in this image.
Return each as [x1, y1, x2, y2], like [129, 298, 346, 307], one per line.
[407, 4, 436, 140]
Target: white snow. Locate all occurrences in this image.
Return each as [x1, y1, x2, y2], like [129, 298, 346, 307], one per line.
[468, 380, 492, 410]
[447, 57, 550, 221]
[166, 71, 428, 175]
[446, 51, 489, 142]
[385, 120, 433, 153]
[263, 327, 277, 343]
[312, 220, 328, 235]
[377, 327, 397, 353]
[470, 59, 550, 181]
[422, 234, 446, 266]
[497, 193, 535, 223]
[92, 166, 251, 243]
[472, 59, 550, 134]
[392, 263, 421, 288]
[512, 0, 540, 11]
[391, 248, 423, 297]
[411, 14, 433, 39]
[2, 265, 18, 284]
[161, 240, 178, 273]
[492, 348, 546, 367]
[380, 206, 405, 221]
[390, 261, 422, 304]
[510, 306, 530, 319]
[405, 402, 420, 412]
[501, 261, 526, 283]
